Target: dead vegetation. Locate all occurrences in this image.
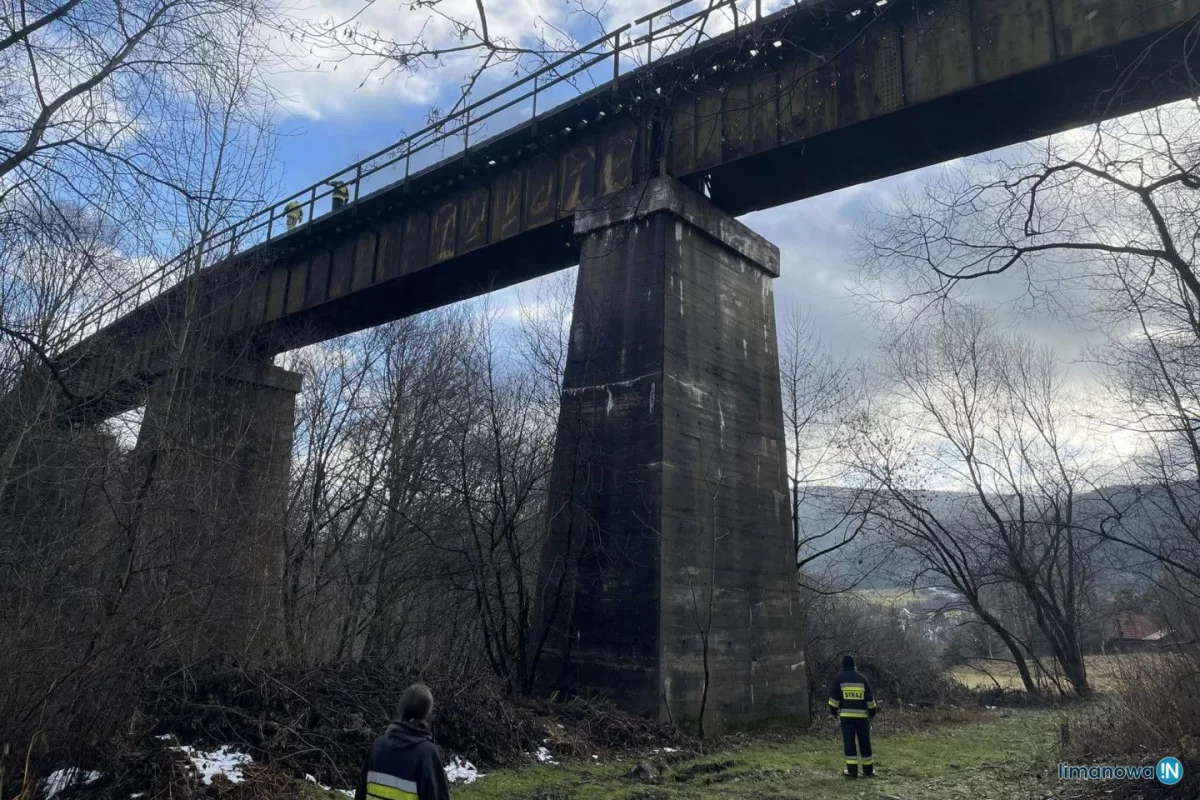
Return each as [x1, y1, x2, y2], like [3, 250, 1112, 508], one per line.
[49, 657, 687, 800]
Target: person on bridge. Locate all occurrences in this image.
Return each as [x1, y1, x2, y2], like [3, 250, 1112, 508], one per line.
[827, 654, 877, 778]
[285, 200, 303, 230]
[355, 683, 451, 800]
[327, 179, 349, 210]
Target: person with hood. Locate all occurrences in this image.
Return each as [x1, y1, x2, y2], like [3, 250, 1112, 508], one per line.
[827, 654, 877, 778]
[355, 684, 451, 800]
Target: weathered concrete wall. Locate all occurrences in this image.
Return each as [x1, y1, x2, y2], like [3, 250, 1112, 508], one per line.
[134, 356, 300, 656]
[538, 177, 806, 731]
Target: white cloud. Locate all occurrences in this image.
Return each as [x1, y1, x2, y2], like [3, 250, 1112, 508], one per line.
[270, 0, 574, 120]
[268, 0, 799, 121]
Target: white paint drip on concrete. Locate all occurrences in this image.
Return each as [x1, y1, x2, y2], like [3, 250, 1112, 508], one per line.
[606, 387, 614, 415]
[669, 374, 707, 402]
[649, 382, 655, 413]
[742, 338, 748, 358]
[562, 371, 657, 395]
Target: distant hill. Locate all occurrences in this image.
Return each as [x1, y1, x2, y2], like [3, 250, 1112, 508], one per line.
[795, 484, 1172, 595]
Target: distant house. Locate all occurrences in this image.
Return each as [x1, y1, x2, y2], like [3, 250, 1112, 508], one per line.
[1103, 612, 1172, 653]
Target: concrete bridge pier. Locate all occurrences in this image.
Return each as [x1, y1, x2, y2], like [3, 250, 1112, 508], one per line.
[133, 356, 300, 656]
[537, 177, 806, 731]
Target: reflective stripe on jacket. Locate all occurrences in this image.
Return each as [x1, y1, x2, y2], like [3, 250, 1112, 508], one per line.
[828, 667, 877, 719]
[366, 771, 418, 800]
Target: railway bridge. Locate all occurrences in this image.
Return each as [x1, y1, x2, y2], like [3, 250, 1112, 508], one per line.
[27, 0, 1200, 730]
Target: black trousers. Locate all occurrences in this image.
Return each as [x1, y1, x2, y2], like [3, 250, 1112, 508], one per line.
[840, 718, 873, 770]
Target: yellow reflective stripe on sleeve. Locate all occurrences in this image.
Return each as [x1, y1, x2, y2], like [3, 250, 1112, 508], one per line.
[867, 700, 877, 709]
[366, 783, 417, 800]
[827, 698, 840, 708]
[839, 709, 870, 719]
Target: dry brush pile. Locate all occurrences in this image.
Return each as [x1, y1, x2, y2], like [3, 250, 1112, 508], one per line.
[21, 657, 686, 800]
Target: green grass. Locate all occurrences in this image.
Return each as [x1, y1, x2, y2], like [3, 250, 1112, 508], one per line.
[452, 709, 1063, 799]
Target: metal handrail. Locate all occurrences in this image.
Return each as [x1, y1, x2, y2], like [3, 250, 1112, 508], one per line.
[72, 0, 767, 348]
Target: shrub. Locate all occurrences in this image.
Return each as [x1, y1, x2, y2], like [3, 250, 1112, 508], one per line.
[801, 591, 957, 710]
[1066, 648, 1200, 798]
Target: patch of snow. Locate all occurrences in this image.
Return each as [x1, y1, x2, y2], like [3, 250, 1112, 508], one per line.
[45, 769, 100, 798]
[445, 757, 481, 784]
[304, 773, 353, 797]
[533, 746, 558, 765]
[155, 734, 172, 741]
[178, 745, 253, 786]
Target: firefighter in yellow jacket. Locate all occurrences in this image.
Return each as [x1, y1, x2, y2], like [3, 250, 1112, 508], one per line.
[827, 654, 877, 778]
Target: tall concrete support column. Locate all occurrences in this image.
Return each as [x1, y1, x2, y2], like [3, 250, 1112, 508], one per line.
[134, 357, 300, 656]
[538, 177, 806, 731]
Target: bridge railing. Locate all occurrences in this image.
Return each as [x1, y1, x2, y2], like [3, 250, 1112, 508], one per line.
[73, 0, 778, 347]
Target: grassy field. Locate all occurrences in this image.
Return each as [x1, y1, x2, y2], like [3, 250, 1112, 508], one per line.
[843, 588, 927, 608]
[450, 708, 1063, 800]
[949, 653, 1156, 692]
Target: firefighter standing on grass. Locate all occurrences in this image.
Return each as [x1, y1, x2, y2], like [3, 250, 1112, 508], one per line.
[827, 654, 877, 778]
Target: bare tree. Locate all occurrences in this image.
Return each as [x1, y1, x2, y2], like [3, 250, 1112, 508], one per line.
[848, 306, 1102, 695]
[777, 304, 884, 584]
[0, 0, 286, 777]
[857, 104, 1200, 611]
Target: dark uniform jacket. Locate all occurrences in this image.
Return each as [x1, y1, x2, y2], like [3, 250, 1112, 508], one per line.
[827, 667, 877, 720]
[355, 721, 451, 800]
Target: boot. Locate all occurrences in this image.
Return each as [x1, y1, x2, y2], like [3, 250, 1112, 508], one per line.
[843, 764, 858, 779]
[863, 764, 875, 778]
